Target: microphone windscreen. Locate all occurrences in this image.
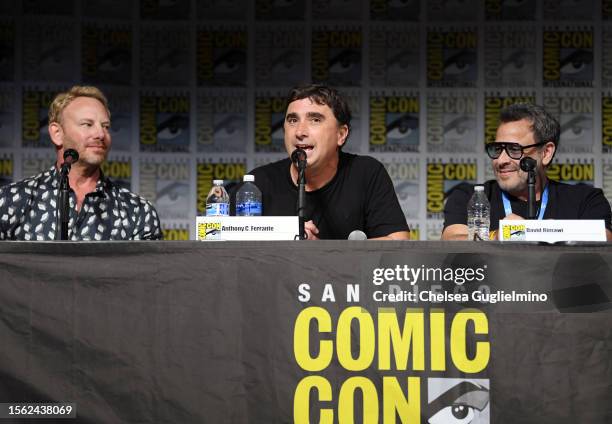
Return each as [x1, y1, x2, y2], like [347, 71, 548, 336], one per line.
[520, 157, 536, 172]
[63, 149, 79, 164]
[348, 230, 367, 240]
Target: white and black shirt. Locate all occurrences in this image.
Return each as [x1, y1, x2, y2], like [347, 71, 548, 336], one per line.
[0, 167, 162, 241]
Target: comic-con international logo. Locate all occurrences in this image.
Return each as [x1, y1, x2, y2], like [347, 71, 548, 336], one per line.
[140, 94, 190, 153]
[370, 27, 419, 87]
[546, 161, 593, 185]
[82, 24, 131, 85]
[196, 161, 245, 215]
[427, 30, 477, 87]
[293, 307, 490, 422]
[383, 159, 420, 220]
[502, 223, 526, 240]
[140, 161, 190, 220]
[370, 95, 419, 153]
[23, 21, 74, 82]
[427, 93, 477, 153]
[140, 26, 189, 86]
[312, 29, 362, 87]
[21, 88, 58, 148]
[543, 29, 593, 87]
[484, 94, 535, 144]
[255, 26, 304, 87]
[543, 94, 593, 154]
[197, 28, 247, 87]
[101, 159, 131, 190]
[197, 91, 247, 153]
[255, 94, 286, 153]
[484, 28, 535, 87]
[427, 161, 477, 219]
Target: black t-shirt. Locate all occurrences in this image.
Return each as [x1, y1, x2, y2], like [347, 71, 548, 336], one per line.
[444, 179, 612, 231]
[246, 152, 409, 239]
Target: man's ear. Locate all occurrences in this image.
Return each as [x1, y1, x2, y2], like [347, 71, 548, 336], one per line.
[541, 141, 556, 167]
[337, 124, 349, 148]
[48, 122, 63, 148]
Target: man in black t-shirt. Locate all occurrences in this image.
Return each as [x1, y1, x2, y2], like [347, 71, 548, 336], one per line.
[248, 84, 410, 240]
[442, 103, 612, 241]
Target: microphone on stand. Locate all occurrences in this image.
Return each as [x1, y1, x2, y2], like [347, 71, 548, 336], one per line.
[291, 148, 307, 240]
[56, 149, 79, 241]
[520, 157, 537, 219]
[348, 230, 367, 240]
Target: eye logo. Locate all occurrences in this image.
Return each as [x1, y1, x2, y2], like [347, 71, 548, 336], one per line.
[427, 379, 490, 424]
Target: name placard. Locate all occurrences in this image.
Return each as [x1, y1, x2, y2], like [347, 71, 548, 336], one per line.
[196, 216, 299, 241]
[499, 219, 606, 242]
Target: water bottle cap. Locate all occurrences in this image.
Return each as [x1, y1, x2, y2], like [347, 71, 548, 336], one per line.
[474, 185, 484, 192]
[243, 174, 255, 182]
[213, 179, 224, 185]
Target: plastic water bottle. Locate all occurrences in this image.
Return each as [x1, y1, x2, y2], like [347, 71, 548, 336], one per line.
[467, 185, 490, 241]
[205, 180, 230, 216]
[236, 175, 262, 216]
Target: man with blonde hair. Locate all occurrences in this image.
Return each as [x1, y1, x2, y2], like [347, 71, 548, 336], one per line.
[0, 86, 162, 240]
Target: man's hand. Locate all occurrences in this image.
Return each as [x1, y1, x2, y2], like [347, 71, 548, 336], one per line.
[304, 220, 320, 240]
[503, 213, 525, 221]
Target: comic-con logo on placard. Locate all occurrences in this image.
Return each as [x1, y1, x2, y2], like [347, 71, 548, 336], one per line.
[23, 20, 75, 82]
[484, 27, 536, 87]
[140, 92, 190, 153]
[543, 29, 593, 87]
[427, 29, 477, 88]
[255, 26, 305, 87]
[543, 92, 593, 154]
[0, 21, 14, 81]
[370, 93, 419, 153]
[140, 25, 189, 86]
[427, 92, 477, 153]
[198, 90, 247, 153]
[197, 27, 247, 87]
[427, 160, 477, 219]
[370, 26, 419, 87]
[484, 0, 535, 20]
[255, 0, 305, 20]
[141, 0, 190, 20]
[22, 86, 60, 148]
[484, 93, 535, 144]
[140, 159, 190, 221]
[254, 92, 287, 153]
[312, 27, 362, 87]
[82, 23, 131, 85]
[196, 160, 246, 216]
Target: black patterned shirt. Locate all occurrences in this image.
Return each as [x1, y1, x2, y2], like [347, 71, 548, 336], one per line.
[0, 167, 162, 241]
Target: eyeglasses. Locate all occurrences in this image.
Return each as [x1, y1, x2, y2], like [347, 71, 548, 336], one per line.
[485, 142, 547, 160]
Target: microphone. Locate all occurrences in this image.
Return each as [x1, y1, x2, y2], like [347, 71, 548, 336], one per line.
[519, 157, 536, 172]
[61, 149, 79, 172]
[519, 157, 537, 219]
[348, 230, 367, 240]
[291, 148, 307, 169]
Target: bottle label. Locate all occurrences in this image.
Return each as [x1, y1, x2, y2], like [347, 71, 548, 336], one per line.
[206, 203, 229, 216]
[236, 202, 262, 216]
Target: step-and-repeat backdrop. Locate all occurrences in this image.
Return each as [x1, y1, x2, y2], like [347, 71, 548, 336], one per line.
[1, 0, 612, 239]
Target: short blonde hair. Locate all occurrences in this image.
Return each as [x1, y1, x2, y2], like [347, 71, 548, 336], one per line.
[48, 86, 111, 124]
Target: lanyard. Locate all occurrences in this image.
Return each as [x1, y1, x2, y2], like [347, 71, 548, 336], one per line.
[501, 185, 549, 220]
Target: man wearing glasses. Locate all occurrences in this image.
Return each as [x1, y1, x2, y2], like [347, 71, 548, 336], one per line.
[442, 103, 612, 241]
